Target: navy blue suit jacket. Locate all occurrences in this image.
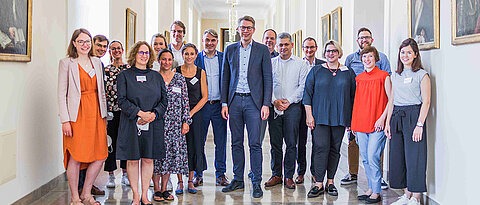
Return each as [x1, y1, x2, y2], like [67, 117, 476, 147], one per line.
[221, 40, 273, 110]
[194, 50, 224, 91]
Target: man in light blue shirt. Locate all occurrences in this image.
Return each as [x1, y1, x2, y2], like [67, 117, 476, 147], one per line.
[264, 32, 308, 189]
[342, 27, 391, 189]
[194, 29, 229, 187]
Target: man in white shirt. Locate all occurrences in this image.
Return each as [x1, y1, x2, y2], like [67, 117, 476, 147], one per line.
[168, 20, 186, 67]
[264, 32, 308, 189]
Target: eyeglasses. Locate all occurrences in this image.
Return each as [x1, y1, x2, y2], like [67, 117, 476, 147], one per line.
[171, 30, 184, 34]
[325, 49, 339, 54]
[110, 47, 122, 51]
[303, 46, 317, 49]
[239, 26, 254, 31]
[357, 36, 372, 40]
[76, 40, 91, 45]
[137, 51, 150, 55]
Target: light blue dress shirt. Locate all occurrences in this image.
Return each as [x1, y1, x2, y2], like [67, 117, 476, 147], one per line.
[236, 41, 252, 93]
[203, 51, 221, 101]
[345, 49, 391, 76]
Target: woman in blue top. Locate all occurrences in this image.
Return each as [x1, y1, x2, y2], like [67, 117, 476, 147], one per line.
[303, 40, 356, 198]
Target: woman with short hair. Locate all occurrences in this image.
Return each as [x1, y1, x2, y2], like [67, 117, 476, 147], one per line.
[116, 41, 167, 205]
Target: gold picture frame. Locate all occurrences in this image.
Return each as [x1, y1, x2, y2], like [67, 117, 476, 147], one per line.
[321, 14, 331, 48]
[451, 0, 480, 45]
[0, 0, 32, 62]
[408, 0, 440, 50]
[331, 7, 342, 46]
[164, 30, 170, 45]
[126, 8, 137, 54]
[293, 30, 303, 57]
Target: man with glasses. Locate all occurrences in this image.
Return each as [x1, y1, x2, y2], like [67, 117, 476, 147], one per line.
[168, 20, 187, 67]
[194, 29, 229, 187]
[221, 15, 272, 198]
[343, 27, 391, 189]
[295, 37, 326, 184]
[264, 32, 308, 189]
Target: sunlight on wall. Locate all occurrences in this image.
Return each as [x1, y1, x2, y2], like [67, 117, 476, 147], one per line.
[146, 0, 159, 44]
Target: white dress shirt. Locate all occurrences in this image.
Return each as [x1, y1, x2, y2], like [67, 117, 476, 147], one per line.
[271, 54, 309, 108]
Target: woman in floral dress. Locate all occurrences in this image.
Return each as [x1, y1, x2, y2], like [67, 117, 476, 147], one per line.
[153, 49, 191, 201]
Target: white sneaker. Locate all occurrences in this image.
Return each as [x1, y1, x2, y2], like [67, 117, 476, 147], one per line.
[166, 178, 173, 191]
[381, 178, 388, 190]
[150, 180, 154, 187]
[106, 174, 116, 188]
[122, 174, 130, 186]
[391, 194, 410, 205]
[407, 197, 421, 205]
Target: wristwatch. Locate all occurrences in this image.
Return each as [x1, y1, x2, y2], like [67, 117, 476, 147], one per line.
[416, 121, 424, 127]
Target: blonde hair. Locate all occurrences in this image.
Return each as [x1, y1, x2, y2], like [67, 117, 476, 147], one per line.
[322, 40, 343, 58]
[127, 41, 155, 68]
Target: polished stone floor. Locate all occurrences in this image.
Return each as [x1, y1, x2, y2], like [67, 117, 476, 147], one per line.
[29, 126, 438, 205]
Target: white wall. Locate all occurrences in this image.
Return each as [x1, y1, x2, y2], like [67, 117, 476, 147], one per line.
[386, 0, 480, 204]
[109, 0, 146, 53]
[0, 0, 68, 204]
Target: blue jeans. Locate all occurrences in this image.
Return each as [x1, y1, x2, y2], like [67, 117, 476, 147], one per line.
[356, 131, 386, 193]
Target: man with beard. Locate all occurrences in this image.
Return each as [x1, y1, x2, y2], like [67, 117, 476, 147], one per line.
[342, 27, 391, 189]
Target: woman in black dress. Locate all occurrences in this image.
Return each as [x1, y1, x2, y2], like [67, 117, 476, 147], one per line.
[116, 41, 167, 205]
[176, 43, 208, 194]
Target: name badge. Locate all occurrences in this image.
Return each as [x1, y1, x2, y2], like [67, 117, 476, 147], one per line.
[339, 66, 349, 71]
[136, 76, 147, 82]
[88, 69, 96, 78]
[172, 86, 181, 94]
[190, 77, 199, 85]
[404, 77, 412, 84]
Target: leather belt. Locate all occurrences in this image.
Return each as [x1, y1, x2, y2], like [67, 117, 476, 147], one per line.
[208, 100, 220, 104]
[235, 92, 251, 97]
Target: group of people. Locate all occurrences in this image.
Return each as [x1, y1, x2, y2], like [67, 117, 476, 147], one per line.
[58, 15, 431, 205]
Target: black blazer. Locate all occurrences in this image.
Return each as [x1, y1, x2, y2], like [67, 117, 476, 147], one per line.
[221, 40, 273, 110]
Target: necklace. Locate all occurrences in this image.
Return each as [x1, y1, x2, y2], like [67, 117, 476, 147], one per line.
[326, 63, 339, 76]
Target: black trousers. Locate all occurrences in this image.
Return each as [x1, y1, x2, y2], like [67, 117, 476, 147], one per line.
[268, 103, 301, 178]
[389, 105, 427, 192]
[186, 110, 207, 172]
[312, 125, 345, 182]
[296, 105, 315, 176]
[104, 111, 127, 172]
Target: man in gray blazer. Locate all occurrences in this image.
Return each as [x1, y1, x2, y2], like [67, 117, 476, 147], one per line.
[220, 15, 272, 198]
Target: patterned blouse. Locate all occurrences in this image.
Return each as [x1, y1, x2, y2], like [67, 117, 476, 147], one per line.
[105, 64, 128, 112]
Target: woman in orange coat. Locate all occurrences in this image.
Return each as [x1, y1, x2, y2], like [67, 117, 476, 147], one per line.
[58, 28, 108, 205]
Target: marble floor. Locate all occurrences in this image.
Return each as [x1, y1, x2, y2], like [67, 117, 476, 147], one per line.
[28, 127, 438, 205]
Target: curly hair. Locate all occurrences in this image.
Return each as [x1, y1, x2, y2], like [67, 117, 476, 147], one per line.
[127, 41, 155, 68]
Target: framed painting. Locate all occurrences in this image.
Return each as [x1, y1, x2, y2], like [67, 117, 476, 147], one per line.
[126, 8, 137, 54]
[164, 30, 170, 45]
[408, 0, 440, 50]
[451, 0, 480, 45]
[293, 30, 302, 57]
[220, 28, 239, 52]
[321, 14, 331, 48]
[331, 7, 342, 46]
[0, 0, 32, 62]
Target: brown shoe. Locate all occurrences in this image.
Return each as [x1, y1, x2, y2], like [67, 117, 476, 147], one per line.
[216, 175, 230, 186]
[193, 176, 203, 187]
[295, 175, 304, 184]
[264, 176, 282, 187]
[284, 178, 295, 189]
[91, 185, 105, 195]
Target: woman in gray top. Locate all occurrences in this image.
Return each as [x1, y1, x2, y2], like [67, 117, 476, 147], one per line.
[385, 38, 431, 205]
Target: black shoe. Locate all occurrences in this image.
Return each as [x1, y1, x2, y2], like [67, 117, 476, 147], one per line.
[340, 174, 357, 185]
[222, 179, 244, 192]
[326, 184, 338, 196]
[365, 196, 382, 204]
[307, 185, 324, 198]
[252, 183, 263, 198]
[357, 194, 371, 200]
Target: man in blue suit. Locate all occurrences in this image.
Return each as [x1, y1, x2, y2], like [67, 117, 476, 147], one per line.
[220, 15, 272, 198]
[194, 29, 229, 187]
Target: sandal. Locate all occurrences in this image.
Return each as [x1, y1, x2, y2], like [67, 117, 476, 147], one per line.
[175, 181, 184, 194]
[153, 191, 164, 202]
[187, 181, 197, 194]
[81, 196, 101, 205]
[162, 191, 175, 201]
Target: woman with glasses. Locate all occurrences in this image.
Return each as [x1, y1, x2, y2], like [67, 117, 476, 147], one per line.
[152, 49, 192, 201]
[304, 40, 356, 198]
[175, 43, 208, 194]
[104, 40, 130, 188]
[116, 41, 167, 205]
[58, 28, 107, 205]
[386, 38, 431, 205]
